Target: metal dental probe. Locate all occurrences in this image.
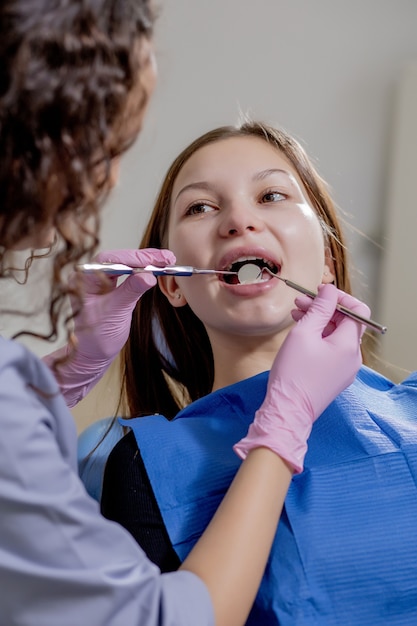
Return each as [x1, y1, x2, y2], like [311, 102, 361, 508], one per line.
[263, 268, 387, 334]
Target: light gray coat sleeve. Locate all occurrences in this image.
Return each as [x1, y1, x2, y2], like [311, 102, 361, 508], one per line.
[0, 339, 214, 626]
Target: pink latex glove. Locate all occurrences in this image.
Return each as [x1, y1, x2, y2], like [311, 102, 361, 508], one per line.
[43, 248, 175, 408]
[233, 284, 370, 473]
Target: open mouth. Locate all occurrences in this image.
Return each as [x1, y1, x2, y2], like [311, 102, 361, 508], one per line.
[223, 258, 280, 285]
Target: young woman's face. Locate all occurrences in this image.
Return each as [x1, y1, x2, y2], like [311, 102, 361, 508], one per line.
[160, 136, 335, 343]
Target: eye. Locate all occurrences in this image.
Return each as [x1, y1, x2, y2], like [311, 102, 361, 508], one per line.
[185, 202, 217, 216]
[261, 190, 286, 203]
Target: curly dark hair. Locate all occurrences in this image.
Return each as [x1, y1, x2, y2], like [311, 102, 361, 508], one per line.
[0, 0, 155, 343]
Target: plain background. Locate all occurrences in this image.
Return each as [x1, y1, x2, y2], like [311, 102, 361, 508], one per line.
[1, 0, 417, 429]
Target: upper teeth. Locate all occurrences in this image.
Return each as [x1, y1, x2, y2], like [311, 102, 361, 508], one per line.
[227, 257, 275, 271]
[234, 256, 259, 263]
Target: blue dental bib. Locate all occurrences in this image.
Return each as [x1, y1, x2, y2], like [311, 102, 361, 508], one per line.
[121, 366, 417, 625]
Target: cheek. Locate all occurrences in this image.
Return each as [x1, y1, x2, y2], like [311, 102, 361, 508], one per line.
[182, 290, 222, 334]
[9, 225, 56, 251]
[173, 277, 212, 321]
[168, 226, 210, 265]
[283, 215, 327, 277]
[291, 209, 325, 252]
[109, 158, 121, 188]
[40, 226, 56, 248]
[140, 54, 157, 102]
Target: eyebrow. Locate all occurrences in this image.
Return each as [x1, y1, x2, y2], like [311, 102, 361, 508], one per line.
[173, 168, 292, 204]
[253, 168, 290, 180]
[173, 181, 215, 205]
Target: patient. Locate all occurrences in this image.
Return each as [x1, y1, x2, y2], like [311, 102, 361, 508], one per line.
[83, 121, 417, 625]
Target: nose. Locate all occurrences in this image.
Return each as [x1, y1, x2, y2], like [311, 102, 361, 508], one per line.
[218, 203, 264, 237]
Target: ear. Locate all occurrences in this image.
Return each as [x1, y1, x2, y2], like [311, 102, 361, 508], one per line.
[322, 245, 336, 284]
[157, 275, 188, 307]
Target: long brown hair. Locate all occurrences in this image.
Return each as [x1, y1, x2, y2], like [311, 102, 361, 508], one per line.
[120, 121, 361, 420]
[0, 0, 155, 344]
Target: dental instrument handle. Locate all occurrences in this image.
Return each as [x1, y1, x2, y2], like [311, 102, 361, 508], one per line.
[76, 263, 236, 277]
[279, 277, 387, 335]
[77, 263, 196, 276]
[144, 265, 194, 276]
[150, 266, 236, 276]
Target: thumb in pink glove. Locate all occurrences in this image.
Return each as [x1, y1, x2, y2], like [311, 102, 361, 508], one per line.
[233, 284, 370, 473]
[43, 247, 175, 407]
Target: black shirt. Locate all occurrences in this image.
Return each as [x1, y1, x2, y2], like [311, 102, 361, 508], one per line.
[101, 430, 181, 573]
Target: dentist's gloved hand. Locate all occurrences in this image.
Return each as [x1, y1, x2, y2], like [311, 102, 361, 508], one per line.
[43, 248, 175, 408]
[234, 284, 370, 473]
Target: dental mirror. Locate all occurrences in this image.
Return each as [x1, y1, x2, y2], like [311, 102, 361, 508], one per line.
[237, 263, 263, 285]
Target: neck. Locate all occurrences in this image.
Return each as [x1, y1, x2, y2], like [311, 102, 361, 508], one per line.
[210, 330, 289, 391]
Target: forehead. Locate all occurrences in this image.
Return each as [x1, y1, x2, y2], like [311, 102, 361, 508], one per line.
[171, 135, 299, 196]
